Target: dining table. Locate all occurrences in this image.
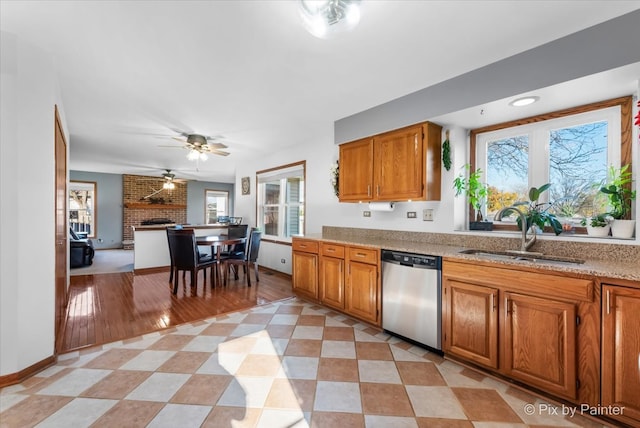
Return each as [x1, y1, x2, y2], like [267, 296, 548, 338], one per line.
[196, 234, 247, 285]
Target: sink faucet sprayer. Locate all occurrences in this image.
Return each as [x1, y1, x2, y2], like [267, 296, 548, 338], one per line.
[494, 206, 537, 254]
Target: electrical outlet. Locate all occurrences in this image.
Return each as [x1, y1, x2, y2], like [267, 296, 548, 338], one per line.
[407, 211, 417, 218]
[423, 209, 434, 221]
[363, 211, 371, 217]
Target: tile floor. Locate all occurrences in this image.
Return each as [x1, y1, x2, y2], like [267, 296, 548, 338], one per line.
[0, 298, 608, 427]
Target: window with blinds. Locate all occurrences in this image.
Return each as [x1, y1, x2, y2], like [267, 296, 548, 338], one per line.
[256, 161, 305, 239]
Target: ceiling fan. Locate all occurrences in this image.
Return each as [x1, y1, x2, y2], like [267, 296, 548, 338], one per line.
[160, 133, 230, 160]
[139, 169, 186, 199]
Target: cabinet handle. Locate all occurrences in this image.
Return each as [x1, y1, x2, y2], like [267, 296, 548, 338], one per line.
[355, 252, 366, 257]
[327, 248, 335, 252]
[490, 293, 495, 312]
[606, 289, 611, 315]
[505, 297, 510, 315]
[367, 185, 371, 197]
[377, 185, 380, 196]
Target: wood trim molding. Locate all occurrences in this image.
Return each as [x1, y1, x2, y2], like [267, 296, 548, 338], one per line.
[124, 203, 187, 209]
[0, 355, 56, 388]
[469, 95, 634, 229]
[260, 238, 293, 246]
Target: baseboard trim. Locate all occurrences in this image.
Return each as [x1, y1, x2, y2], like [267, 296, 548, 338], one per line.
[134, 266, 170, 275]
[0, 355, 56, 388]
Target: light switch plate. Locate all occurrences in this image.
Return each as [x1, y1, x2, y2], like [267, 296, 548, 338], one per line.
[407, 211, 417, 218]
[423, 209, 434, 221]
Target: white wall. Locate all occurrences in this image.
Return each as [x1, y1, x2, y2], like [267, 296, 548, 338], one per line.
[0, 32, 65, 376]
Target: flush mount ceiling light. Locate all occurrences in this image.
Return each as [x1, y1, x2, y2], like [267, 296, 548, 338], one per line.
[509, 96, 540, 107]
[299, 0, 362, 39]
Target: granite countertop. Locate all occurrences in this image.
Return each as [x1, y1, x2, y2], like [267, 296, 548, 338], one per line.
[302, 232, 640, 284]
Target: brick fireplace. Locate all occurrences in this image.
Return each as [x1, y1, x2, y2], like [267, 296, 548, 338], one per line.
[122, 174, 187, 249]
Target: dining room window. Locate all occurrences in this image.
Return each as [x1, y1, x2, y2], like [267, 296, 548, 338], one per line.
[205, 190, 229, 224]
[257, 161, 305, 239]
[69, 181, 96, 237]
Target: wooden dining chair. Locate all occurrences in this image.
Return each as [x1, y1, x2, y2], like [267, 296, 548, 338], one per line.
[166, 228, 216, 294]
[222, 230, 262, 287]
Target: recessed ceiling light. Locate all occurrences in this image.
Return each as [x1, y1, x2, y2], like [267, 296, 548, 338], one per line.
[509, 96, 540, 107]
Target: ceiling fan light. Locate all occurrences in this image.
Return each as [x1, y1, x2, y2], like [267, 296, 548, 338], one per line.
[187, 149, 200, 161]
[199, 152, 208, 161]
[299, 0, 362, 39]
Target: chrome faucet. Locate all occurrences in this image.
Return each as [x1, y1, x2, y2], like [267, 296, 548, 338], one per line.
[494, 206, 538, 254]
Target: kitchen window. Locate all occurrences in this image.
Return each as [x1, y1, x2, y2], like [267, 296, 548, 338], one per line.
[69, 181, 96, 237]
[471, 96, 632, 230]
[257, 161, 305, 239]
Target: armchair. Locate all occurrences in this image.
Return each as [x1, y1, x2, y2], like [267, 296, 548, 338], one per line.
[70, 228, 95, 268]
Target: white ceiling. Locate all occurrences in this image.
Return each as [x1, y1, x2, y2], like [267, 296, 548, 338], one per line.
[2, 1, 639, 182]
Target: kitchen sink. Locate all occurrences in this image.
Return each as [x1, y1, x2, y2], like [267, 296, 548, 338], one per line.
[459, 249, 585, 265]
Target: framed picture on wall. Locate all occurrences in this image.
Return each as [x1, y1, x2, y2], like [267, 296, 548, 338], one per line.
[241, 176, 250, 195]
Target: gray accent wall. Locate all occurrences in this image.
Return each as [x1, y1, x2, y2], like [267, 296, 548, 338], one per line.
[335, 10, 640, 143]
[70, 170, 123, 249]
[187, 181, 235, 225]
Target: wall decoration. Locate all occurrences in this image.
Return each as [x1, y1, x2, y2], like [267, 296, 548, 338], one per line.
[241, 176, 251, 195]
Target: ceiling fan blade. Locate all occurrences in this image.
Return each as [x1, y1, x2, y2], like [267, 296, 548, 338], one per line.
[211, 150, 230, 157]
[158, 145, 186, 148]
[206, 141, 228, 149]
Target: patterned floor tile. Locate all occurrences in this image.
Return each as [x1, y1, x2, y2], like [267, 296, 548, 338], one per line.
[317, 357, 359, 382]
[89, 399, 164, 427]
[361, 382, 414, 416]
[146, 403, 211, 428]
[0, 299, 595, 428]
[313, 381, 362, 413]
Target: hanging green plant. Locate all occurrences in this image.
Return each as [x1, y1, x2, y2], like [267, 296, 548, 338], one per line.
[442, 129, 451, 171]
[329, 161, 339, 197]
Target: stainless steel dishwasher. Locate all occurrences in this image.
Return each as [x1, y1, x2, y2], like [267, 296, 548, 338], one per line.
[382, 250, 442, 352]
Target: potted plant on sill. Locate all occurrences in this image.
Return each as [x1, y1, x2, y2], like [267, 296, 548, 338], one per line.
[453, 164, 492, 230]
[514, 183, 563, 235]
[600, 164, 636, 238]
[580, 213, 613, 237]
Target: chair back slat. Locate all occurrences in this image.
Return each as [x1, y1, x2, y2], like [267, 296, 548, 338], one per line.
[247, 230, 262, 262]
[167, 228, 198, 269]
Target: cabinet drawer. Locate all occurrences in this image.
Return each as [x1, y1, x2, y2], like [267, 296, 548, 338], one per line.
[348, 247, 379, 265]
[321, 243, 345, 258]
[293, 239, 319, 254]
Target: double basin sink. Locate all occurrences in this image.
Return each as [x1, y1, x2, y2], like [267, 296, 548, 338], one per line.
[459, 248, 585, 265]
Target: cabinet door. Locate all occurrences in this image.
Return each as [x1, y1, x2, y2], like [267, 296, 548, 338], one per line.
[320, 256, 345, 310]
[374, 125, 423, 200]
[346, 261, 379, 325]
[443, 279, 499, 369]
[292, 251, 318, 300]
[602, 285, 640, 424]
[503, 292, 577, 400]
[339, 138, 374, 202]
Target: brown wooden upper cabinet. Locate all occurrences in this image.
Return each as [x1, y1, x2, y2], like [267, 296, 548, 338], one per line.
[338, 122, 442, 202]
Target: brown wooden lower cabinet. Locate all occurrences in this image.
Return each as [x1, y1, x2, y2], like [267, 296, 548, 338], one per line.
[601, 284, 640, 426]
[292, 239, 319, 301]
[444, 279, 498, 369]
[320, 243, 346, 310]
[503, 292, 576, 400]
[442, 259, 598, 405]
[292, 238, 380, 326]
